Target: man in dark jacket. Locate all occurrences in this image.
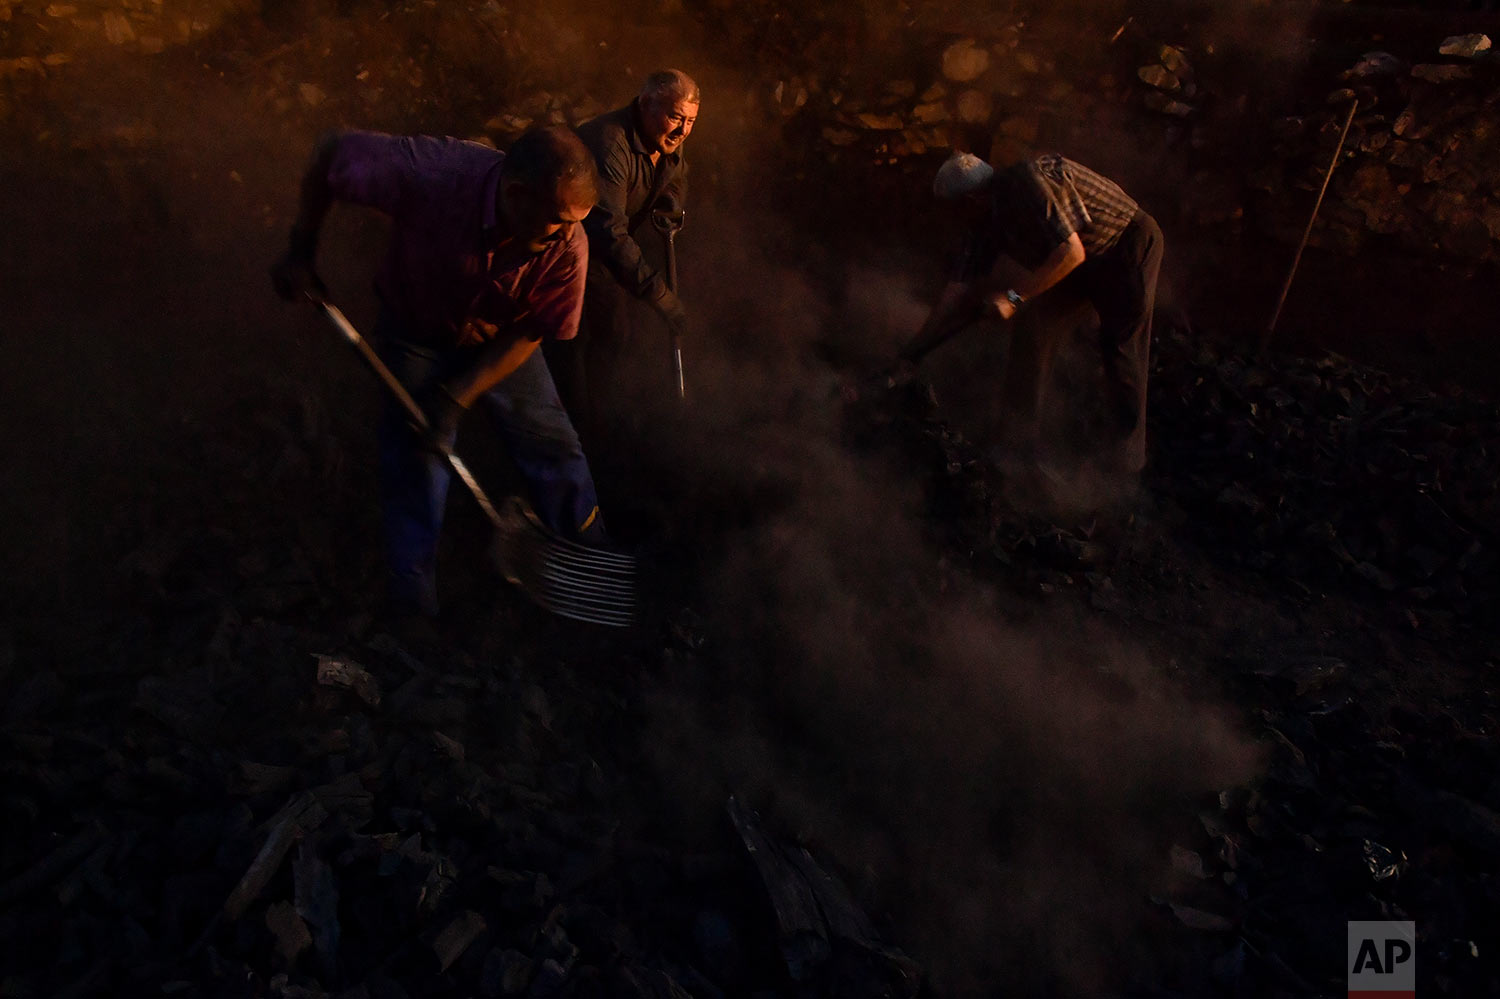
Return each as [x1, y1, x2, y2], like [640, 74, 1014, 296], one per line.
[551, 69, 698, 444]
[898, 151, 1163, 476]
[271, 126, 606, 618]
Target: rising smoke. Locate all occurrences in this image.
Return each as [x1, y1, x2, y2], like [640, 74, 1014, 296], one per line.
[632, 184, 1260, 990]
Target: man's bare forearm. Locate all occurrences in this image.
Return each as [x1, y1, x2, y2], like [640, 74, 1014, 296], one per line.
[446, 334, 541, 406]
[1002, 234, 1085, 302]
[899, 282, 977, 363]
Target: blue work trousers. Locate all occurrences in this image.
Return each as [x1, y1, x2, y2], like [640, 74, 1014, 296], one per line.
[375, 314, 604, 615]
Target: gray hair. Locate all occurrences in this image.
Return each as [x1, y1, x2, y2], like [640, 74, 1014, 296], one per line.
[639, 69, 701, 108]
[933, 152, 994, 199]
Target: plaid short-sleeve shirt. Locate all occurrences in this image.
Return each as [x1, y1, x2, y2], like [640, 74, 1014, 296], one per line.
[954, 154, 1139, 281]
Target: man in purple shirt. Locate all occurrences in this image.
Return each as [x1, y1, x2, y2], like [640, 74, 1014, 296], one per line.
[271, 126, 606, 618]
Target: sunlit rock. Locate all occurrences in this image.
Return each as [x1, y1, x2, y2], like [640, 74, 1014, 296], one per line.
[1159, 44, 1190, 76]
[955, 89, 992, 124]
[855, 111, 904, 130]
[940, 39, 989, 83]
[1438, 34, 1491, 59]
[1144, 91, 1193, 117]
[1138, 64, 1180, 91]
[910, 101, 949, 125]
[102, 11, 136, 45]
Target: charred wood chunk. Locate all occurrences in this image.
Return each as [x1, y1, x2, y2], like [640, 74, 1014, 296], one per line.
[726, 795, 920, 994]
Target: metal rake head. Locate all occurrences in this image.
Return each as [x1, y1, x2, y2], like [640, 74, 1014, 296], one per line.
[490, 499, 637, 628]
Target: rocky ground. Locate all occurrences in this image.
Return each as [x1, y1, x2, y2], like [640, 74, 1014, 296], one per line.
[2, 1, 1499, 997]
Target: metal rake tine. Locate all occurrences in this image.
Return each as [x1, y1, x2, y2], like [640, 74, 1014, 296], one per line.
[534, 534, 633, 564]
[540, 585, 633, 615]
[535, 568, 635, 607]
[533, 589, 635, 627]
[493, 500, 637, 624]
[534, 536, 637, 572]
[542, 545, 637, 573]
[520, 531, 635, 585]
[514, 513, 638, 570]
[496, 495, 633, 565]
[538, 569, 635, 602]
[548, 572, 635, 597]
[537, 574, 637, 613]
[535, 531, 634, 562]
[546, 602, 634, 626]
[537, 529, 638, 563]
[535, 555, 636, 587]
[537, 601, 634, 628]
[536, 559, 636, 597]
[508, 546, 635, 620]
[541, 547, 638, 581]
[494, 519, 619, 577]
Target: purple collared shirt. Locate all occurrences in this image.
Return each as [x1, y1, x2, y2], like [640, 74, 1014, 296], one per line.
[325, 131, 586, 347]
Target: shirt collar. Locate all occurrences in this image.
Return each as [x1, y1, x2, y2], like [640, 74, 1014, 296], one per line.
[626, 100, 653, 156]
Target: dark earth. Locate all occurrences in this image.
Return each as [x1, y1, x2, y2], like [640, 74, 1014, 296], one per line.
[2, 1, 1498, 997]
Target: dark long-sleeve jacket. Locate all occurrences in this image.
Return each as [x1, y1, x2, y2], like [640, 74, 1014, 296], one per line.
[575, 101, 686, 301]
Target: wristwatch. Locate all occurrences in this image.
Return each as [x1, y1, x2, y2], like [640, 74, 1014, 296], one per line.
[1004, 288, 1025, 308]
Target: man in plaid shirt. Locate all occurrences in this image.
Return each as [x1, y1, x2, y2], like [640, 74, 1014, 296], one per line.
[898, 151, 1164, 476]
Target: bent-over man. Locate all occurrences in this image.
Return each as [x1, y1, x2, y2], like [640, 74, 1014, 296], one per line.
[271, 127, 606, 618]
[899, 151, 1163, 475]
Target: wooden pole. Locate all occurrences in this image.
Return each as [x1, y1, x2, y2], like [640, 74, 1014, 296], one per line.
[1259, 98, 1359, 355]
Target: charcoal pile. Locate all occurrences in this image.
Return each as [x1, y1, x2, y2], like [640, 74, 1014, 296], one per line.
[1150, 326, 1499, 623]
[842, 374, 1134, 601]
[0, 578, 916, 998]
[841, 338, 1500, 996]
[838, 321, 1490, 619]
[0, 625, 643, 997]
[1168, 600, 1500, 999]
[1141, 648, 1500, 999]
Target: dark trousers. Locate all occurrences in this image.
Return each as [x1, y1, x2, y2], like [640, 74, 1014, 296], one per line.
[375, 313, 604, 615]
[544, 264, 640, 454]
[1002, 211, 1163, 472]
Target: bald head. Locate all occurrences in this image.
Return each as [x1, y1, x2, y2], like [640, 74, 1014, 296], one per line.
[933, 152, 994, 200]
